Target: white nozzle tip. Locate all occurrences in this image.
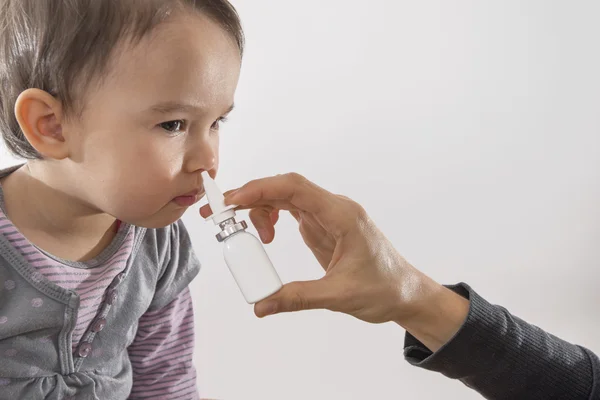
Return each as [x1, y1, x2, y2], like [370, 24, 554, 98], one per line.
[202, 171, 236, 225]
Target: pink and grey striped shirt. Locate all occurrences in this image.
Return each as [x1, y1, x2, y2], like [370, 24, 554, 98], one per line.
[0, 197, 199, 399]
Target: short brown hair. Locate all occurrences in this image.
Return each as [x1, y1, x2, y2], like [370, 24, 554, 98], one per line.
[0, 0, 244, 159]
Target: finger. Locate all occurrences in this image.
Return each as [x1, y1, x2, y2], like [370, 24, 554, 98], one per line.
[199, 204, 213, 219]
[270, 209, 280, 225]
[225, 173, 334, 216]
[229, 199, 305, 213]
[254, 279, 334, 317]
[221, 188, 238, 198]
[200, 186, 239, 216]
[249, 207, 275, 243]
[289, 210, 300, 222]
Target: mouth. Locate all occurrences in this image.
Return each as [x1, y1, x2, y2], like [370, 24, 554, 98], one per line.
[172, 189, 204, 207]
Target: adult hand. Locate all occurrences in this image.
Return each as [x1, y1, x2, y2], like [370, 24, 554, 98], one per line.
[200, 173, 469, 351]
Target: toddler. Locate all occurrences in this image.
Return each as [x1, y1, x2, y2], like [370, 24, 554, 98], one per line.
[0, 0, 243, 398]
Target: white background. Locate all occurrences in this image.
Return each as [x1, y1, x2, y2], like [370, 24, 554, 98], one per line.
[2, 1, 600, 399]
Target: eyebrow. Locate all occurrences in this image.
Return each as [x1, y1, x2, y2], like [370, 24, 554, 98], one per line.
[149, 101, 235, 116]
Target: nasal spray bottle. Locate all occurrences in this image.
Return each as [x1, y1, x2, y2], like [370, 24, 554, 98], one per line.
[201, 171, 283, 304]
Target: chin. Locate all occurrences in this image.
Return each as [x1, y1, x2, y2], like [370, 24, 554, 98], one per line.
[121, 207, 188, 229]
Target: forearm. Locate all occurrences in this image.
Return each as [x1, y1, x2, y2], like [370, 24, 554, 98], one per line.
[398, 282, 599, 399]
[396, 278, 470, 352]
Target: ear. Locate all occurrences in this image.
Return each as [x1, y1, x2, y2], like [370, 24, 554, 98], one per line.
[14, 88, 69, 159]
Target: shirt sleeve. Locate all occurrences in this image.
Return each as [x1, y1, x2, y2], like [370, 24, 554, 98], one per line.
[148, 219, 201, 311]
[403, 283, 600, 399]
[127, 287, 199, 400]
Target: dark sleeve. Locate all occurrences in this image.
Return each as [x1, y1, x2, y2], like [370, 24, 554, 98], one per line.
[403, 283, 600, 399]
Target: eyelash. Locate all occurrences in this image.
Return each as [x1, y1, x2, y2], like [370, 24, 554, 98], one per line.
[159, 120, 186, 133]
[159, 116, 229, 134]
[212, 116, 228, 130]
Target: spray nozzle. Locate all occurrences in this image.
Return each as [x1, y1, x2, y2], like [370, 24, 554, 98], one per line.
[201, 171, 237, 225]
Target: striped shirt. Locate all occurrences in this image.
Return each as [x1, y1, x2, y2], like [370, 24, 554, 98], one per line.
[0, 202, 198, 399]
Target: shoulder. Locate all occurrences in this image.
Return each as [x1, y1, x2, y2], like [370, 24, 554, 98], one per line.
[133, 219, 201, 311]
[133, 219, 194, 270]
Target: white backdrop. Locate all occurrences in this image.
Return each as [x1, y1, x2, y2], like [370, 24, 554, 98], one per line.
[2, 1, 600, 399]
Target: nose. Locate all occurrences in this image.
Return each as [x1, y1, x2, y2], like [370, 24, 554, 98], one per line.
[184, 135, 217, 174]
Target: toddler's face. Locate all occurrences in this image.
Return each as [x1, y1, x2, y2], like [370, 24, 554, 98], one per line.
[61, 13, 240, 228]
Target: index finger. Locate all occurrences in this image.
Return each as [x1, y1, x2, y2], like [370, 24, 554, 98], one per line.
[225, 173, 335, 216]
[199, 188, 239, 218]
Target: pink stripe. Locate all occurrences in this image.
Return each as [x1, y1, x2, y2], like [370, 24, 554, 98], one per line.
[127, 338, 194, 357]
[137, 305, 191, 326]
[139, 291, 192, 320]
[135, 318, 195, 340]
[107, 245, 134, 261]
[0, 212, 135, 348]
[127, 331, 196, 349]
[130, 375, 197, 399]
[42, 264, 120, 279]
[131, 375, 196, 389]
[26, 259, 62, 268]
[138, 293, 192, 321]
[0, 211, 198, 397]
[129, 377, 197, 397]
[49, 270, 122, 292]
[129, 350, 196, 370]
[131, 330, 195, 349]
[133, 301, 193, 341]
[128, 289, 198, 398]
[131, 376, 191, 387]
[126, 332, 196, 352]
[74, 285, 106, 298]
[79, 291, 108, 303]
[130, 371, 196, 391]
[142, 301, 179, 317]
[131, 366, 194, 380]
[128, 334, 195, 358]
[130, 349, 195, 370]
[42, 272, 119, 291]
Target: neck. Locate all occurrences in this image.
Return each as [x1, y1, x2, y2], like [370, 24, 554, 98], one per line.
[1, 163, 117, 260]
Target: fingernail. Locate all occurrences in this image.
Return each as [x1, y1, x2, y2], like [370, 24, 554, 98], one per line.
[224, 190, 238, 204]
[257, 229, 268, 242]
[261, 302, 277, 316]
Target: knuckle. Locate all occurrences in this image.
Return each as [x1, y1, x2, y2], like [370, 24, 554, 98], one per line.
[249, 207, 270, 221]
[353, 203, 368, 220]
[288, 290, 310, 311]
[286, 172, 306, 184]
[337, 195, 367, 219]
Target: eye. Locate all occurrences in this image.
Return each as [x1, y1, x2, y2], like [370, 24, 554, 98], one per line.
[159, 120, 185, 133]
[211, 116, 228, 131]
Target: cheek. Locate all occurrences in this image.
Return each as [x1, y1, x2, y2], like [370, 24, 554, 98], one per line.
[213, 135, 221, 170]
[114, 141, 185, 194]
[76, 130, 186, 208]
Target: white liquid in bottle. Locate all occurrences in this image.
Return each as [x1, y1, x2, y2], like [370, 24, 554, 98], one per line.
[202, 171, 283, 304]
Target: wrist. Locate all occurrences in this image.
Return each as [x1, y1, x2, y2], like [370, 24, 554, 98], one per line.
[395, 275, 470, 352]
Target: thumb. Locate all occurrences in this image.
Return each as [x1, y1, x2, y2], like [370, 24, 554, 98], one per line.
[254, 279, 333, 318]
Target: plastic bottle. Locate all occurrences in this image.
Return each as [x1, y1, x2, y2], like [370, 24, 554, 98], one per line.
[201, 171, 283, 304]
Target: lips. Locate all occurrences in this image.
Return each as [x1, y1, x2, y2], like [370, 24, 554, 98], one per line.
[172, 189, 204, 207]
[180, 189, 202, 197]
